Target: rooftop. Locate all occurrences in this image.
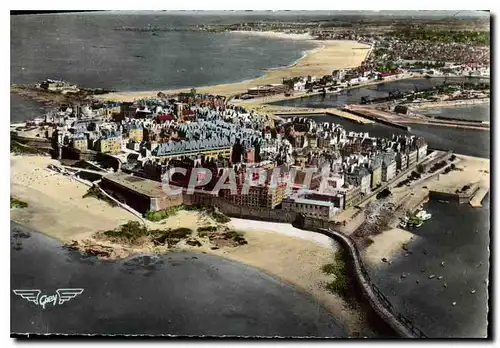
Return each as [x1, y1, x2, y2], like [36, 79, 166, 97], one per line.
[102, 172, 170, 198]
[286, 196, 335, 208]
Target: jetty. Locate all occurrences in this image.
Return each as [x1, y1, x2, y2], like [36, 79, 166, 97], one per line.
[470, 186, 489, 208]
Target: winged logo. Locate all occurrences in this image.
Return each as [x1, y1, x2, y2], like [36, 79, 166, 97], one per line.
[13, 288, 84, 309]
[56, 288, 84, 305]
[12, 289, 41, 305]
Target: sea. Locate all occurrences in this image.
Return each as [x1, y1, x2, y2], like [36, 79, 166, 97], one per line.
[10, 222, 345, 337]
[368, 195, 490, 338]
[11, 12, 317, 91]
[10, 12, 491, 338]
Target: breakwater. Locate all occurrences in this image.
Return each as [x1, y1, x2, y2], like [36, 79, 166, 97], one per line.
[316, 228, 427, 339]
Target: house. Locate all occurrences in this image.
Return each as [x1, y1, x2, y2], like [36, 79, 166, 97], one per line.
[368, 158, 382, 189]
[415, 139, 428, 162]
[395, 152, 408, 171]
[71, 134, 88, 151]
[381, 152, 397, 182]
[128, 124, 144, 142]
[346, 166, 371, 194]
[293, 79, 306, 92]
[407, 149, 418, 168]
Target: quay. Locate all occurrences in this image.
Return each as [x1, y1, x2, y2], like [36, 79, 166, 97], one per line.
[429, 183, 480, 204]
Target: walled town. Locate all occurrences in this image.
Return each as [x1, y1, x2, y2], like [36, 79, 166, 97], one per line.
[12, 88, 434, 227]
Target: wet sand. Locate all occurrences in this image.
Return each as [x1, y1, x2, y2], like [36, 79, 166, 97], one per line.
[97, 40, 371, 102]
[363, 228, 416, 268]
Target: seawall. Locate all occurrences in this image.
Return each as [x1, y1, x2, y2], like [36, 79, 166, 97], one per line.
[315, 228, 427, 339]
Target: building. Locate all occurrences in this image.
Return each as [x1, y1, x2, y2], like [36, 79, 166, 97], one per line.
[322, 173, 344, 191]
[220, 182, 289, 209]
[127, 140, 140, 152]
[369, 159, 382, 189]
[97, 137, 121, 155]
[394, 105, 409, 115]
[128, 125, 144, 142]
[293, 80, 306, 92]
[100, 173, 183, 214]
[96, 130, 121, 155]
[346, 166, 371, 194]
[338, 185, 362, 209]
[247, 84, 287, 97]
[282, 195, 338, 221]
[395, 152, 408, 171]
[407, 149, 418, 168]
[120, 102, 137, 119]
[307, 134, 318, 149]
[71, 134, 88, 151]
[416, 140, 428, 162]
[381, 152, 397, 182]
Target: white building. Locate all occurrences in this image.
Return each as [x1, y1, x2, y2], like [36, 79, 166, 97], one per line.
[293, 80, 306, 92]
[282, 195, 339, 220]
[417, 143, 428, 162]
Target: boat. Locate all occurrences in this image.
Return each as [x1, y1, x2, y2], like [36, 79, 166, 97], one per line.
[408, 216, 424, 228]
[416, 210, 432, 221]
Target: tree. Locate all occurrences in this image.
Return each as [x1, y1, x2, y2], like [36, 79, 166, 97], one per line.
[190, 88, 197, 96]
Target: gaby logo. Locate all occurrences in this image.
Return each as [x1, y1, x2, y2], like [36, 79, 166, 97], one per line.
[13, 289, 84, 309]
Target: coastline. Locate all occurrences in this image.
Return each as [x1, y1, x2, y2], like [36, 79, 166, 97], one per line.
[96, 39, 371, 102]
[10, 153, 366, 336]
[230, 30, 315, 41]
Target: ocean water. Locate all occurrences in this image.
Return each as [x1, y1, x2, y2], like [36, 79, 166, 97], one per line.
[368, 195, 490, 338]
[10, 222, 346, 337]
[10, 93, 51, 123]
[11, 13, 316, 91]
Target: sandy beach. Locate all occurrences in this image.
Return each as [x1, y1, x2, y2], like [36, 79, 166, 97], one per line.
[10, 154, 366, 336]
[97, 40, 371, 102]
